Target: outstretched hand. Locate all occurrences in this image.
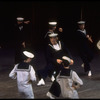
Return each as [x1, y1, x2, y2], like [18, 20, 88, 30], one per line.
[24, 20, 30, 24]
[57, 59, 63, 64]
[70, 59, 74, 65]
[59, 28, 63, 32]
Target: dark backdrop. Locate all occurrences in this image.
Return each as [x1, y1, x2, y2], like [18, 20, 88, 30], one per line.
[0, 1, 100, 52]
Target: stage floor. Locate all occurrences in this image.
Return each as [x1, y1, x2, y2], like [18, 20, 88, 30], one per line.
[0, 48, 100, 99]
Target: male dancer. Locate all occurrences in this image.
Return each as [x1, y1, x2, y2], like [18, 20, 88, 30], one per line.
[76, 21, 94, 76]
[9, 51, 36, 99]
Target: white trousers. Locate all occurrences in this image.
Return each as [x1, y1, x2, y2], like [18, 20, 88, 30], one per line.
[18, 83, 34, 99]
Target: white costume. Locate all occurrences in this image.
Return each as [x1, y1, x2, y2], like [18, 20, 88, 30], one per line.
[57, 70, 83, 99]
[47, 55, 83, 99]
[9, 64, 36, 99]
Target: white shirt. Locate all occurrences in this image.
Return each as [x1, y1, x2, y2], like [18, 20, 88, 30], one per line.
[9, 64, 36, 85]
[53, 43, 61, 51]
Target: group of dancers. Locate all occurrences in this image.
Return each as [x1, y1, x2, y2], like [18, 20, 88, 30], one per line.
[9, 17, 94, 99]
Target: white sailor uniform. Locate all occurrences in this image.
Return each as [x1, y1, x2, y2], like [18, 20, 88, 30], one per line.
[57, 70, 83, 99]
[9, 63, 36, 99]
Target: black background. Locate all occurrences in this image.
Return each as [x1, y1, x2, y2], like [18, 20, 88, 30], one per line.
[0, 1, 100, 51]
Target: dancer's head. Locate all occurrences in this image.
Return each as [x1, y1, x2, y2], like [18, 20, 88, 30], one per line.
[23, 51, 34, 63]
[77, 21, 85, 30]
[62, 56, 74, 68]
[49, 33, 58, 45]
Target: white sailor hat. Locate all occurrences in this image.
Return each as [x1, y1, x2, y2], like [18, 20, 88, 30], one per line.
[16, 17, 24, 21]
[48, 21, 57, 25]
[62, 56, 71, 63]
[23, 51, 34, 58]
[48, 33, 58, 37]
[77, 21, 85, 24]
[97, 40, 100, 50]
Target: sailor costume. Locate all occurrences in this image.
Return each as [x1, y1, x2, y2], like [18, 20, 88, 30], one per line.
[9, 51, 36, 99]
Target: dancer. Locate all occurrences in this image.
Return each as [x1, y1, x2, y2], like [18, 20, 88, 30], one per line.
[14, 17, 32, 64]
[37, 33, 72, 86]
[46, 56, 83, 99]
[76, 21, 94, 76]
[9, 51, 36, 99]
[44, 21, 63, 39]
